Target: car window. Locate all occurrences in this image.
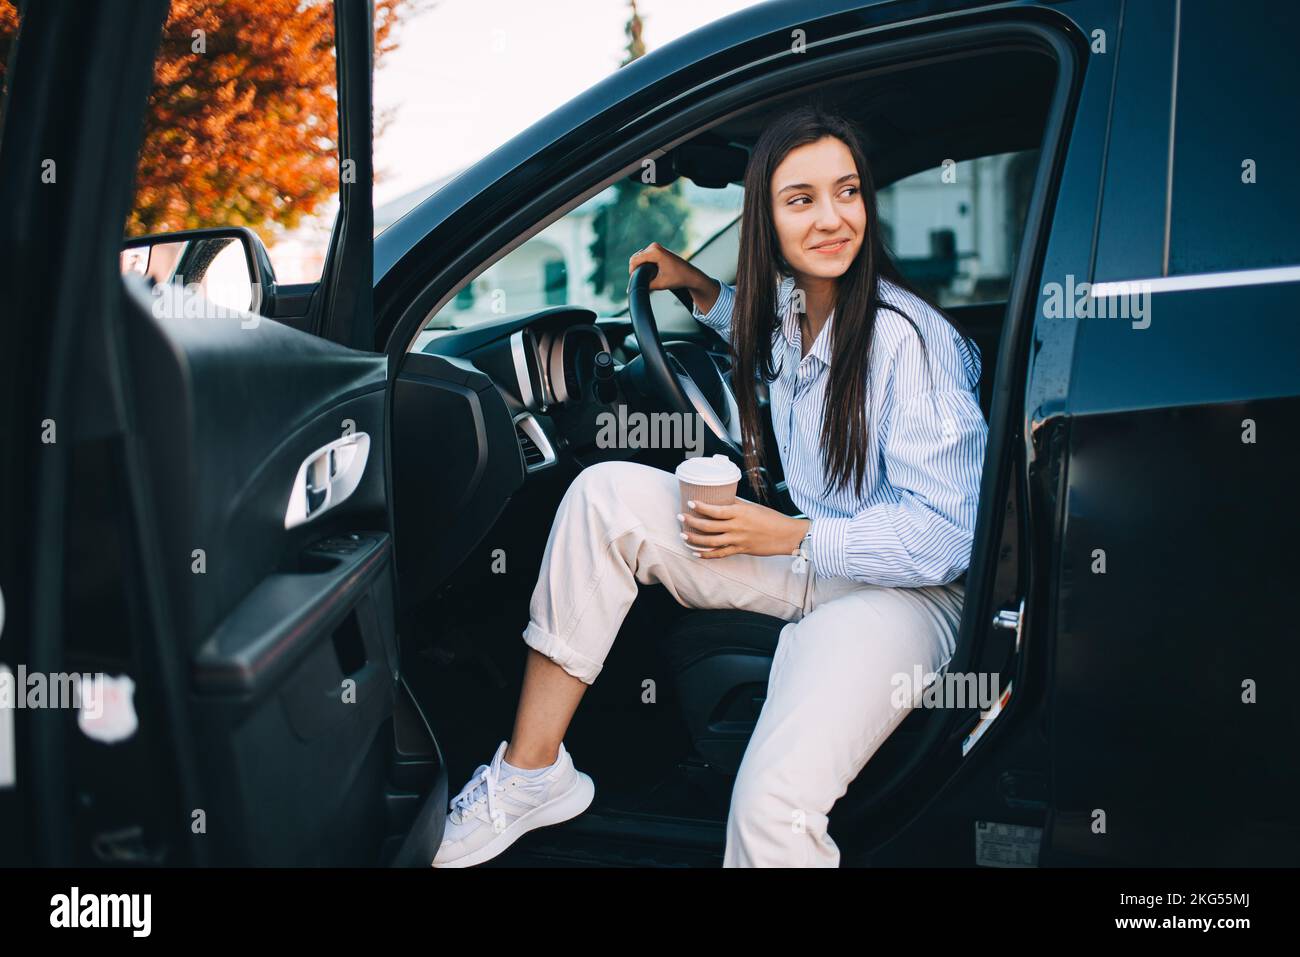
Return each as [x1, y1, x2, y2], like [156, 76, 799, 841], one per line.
[425, 178, 744, 329]
[877, 150, 1039, 307]
[124, 0, 342, 284]
[1168, 1, 1299, 274]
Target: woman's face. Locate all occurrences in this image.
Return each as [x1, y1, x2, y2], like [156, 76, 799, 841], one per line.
[769, 135, 867, 282]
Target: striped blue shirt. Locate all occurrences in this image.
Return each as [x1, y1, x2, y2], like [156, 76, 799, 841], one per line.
[692, 274, 987, 587]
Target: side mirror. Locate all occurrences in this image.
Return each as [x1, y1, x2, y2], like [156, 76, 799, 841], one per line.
[121, 226, 276, 318]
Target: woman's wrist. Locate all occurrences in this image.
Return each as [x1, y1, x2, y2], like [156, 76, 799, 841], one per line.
[786, 517, 812, 554]
[688, 271, 721, 314]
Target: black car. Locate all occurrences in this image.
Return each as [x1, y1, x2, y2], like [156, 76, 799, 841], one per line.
[1, 0, 1297, 870]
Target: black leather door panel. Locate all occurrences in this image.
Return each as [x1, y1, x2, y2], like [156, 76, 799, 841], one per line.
[192, 533, 395, 697]
[121, 279, 391, 651]
[114, 277, 424, 865]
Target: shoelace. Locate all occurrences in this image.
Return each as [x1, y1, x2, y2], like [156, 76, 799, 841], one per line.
[448, 763, 502, 828]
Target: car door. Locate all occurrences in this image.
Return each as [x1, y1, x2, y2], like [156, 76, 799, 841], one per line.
[0, 0, 445, 867]
[1041, 0, 1300, 866]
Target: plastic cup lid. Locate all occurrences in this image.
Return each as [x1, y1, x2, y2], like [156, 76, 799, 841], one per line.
[675, 453, 742, 485]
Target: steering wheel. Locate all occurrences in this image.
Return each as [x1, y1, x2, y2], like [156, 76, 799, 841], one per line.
[625, 263, 745, 464]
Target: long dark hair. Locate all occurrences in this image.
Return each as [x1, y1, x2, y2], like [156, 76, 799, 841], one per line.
[731, 104, 949, 500]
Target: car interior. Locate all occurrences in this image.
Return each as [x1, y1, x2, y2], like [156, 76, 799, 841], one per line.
[394, 47, 1056, 866]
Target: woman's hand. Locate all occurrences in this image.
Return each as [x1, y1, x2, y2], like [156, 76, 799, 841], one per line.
[679, 499, 810, 560]
[628, 242, 721, 315]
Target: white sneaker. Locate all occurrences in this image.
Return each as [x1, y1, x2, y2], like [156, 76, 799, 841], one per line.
[432, 741, 595, 868]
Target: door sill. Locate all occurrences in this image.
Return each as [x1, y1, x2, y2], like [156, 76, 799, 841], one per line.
[482, 808, 725, 868]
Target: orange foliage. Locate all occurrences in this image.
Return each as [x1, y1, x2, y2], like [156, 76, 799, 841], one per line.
[125, 0, 413, 238]
[0, 1, 421, 245]
[0, 2, 18, 93]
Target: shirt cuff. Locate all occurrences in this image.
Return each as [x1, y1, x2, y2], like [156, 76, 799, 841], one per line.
[690, 278, 731, 327]
[809, 515, 853, 580]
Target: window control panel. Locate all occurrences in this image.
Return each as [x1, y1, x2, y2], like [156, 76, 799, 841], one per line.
[305, 533, 372, 557]
[295, 532, 386, 574]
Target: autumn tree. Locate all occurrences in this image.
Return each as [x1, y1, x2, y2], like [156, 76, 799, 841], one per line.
[129, 0, 421, 239]
[0, 1, 18, 105]
[0, 0, 419, 240]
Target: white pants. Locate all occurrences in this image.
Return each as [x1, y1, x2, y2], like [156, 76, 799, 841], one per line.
[522, 461, 964, 867]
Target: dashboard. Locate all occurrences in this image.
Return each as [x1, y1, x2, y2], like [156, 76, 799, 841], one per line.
[393, 304, 742, 608]
[509, 318, 611, 410]
[415, 306, 635, 476]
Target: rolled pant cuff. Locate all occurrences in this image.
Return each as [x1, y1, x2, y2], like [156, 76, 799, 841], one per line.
[522, 620, 604, 685]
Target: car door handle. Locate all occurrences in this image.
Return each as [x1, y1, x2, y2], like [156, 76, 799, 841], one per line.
[285, 432, 371, 529]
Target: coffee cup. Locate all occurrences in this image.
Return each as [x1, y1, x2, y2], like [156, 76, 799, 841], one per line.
[675, 454, 742, 552]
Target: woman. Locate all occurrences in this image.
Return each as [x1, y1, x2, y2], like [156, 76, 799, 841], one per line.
[433, 106, 988, 868]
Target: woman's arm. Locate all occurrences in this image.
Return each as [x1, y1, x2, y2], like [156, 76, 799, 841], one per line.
[688, 276, 732, 340]
[808, 335, 989, 588]
[628, 243, 729, 338]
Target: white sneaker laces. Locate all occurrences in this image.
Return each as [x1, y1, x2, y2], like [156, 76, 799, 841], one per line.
[448, 763, 503, 828]
[448, 749, 557, 829]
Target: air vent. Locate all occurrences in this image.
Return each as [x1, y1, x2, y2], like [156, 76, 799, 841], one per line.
[517, 426, 546, 467]
[513, 412, 556, 473]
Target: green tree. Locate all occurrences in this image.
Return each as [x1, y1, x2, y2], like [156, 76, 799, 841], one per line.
[587, 0, 692, 306]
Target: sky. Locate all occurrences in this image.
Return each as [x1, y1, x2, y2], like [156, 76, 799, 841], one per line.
[372, 0, 760, 206]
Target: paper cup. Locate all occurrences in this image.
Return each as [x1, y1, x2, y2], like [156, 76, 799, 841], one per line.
[675, 454, 742, 552]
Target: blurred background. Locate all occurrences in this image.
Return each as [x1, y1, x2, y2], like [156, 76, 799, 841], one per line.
[0, 0, 1031, 310]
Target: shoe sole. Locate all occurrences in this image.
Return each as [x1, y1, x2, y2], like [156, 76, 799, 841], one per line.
[432, 771, 595, 868]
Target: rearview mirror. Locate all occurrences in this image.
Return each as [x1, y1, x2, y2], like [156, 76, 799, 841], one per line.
[625, 138, 749, 189]
[121, 226, 276, 320]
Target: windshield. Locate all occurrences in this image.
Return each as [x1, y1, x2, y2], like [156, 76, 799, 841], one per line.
[425, 178, 744, 329]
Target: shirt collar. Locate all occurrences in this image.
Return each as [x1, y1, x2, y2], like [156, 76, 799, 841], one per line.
[777, 275, 835, 367]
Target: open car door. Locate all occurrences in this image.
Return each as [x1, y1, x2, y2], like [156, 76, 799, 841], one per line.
[0, 0, 444, 866]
